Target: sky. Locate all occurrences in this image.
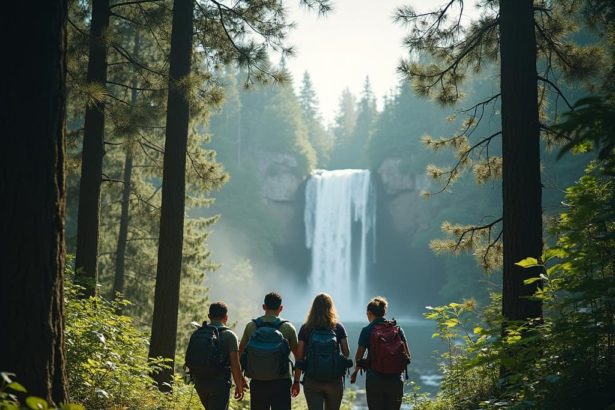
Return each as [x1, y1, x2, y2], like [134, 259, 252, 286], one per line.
[284, 0, 479, 124]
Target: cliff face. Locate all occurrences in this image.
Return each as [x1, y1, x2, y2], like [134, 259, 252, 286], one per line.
[377, 157, 432, 235]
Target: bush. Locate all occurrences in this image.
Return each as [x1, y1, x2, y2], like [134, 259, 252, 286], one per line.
[64, 269, 198, 409]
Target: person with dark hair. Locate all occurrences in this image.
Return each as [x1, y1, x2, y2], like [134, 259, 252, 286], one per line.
[292, 293, 352, 410]
[239, 292, 298, 410]
[353, 296, 411, 410]
[186, 301, 247, 410]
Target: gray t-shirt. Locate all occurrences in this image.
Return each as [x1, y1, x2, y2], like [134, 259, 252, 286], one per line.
[210, 321, 239, 366]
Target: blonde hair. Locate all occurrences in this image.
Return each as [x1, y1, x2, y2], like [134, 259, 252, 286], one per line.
[305, 293, 338, 330]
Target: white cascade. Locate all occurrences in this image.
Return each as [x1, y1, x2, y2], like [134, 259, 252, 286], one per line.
[304, 169, 376, 319]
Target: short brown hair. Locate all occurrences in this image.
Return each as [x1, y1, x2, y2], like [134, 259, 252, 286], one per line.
[209, 302, 228, 319]
[264, 292, 282, 310]
[367, 296, 388, 317]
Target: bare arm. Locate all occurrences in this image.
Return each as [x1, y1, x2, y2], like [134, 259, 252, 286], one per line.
[229, 351, 245, 400]
[293, 341, 305, 382]
[355, 346, 366, 365]
[340, 338, 350, 358]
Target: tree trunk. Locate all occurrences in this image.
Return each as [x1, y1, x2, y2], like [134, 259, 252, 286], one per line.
[0, 0, 69, 404]
[75, 0, 110, 297]
[148, 0, 194, 390]
[113, 31, 140, 298]
[499, 0, 543, 323]
[113, 148, 133, 297]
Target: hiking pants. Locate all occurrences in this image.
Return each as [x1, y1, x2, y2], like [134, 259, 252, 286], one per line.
[365, 376, 403, 410]
[194, 377, 231, 410]
[303, 376, 344, 410]
[250, 378, 292, 410]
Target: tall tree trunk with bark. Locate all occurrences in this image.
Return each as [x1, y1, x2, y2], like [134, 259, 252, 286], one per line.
[0, 0, 69, 404]
[75, 0, 110, 297]
[113, 31, 140, 298]
[499, 0, 543, 322]
[148, 0, 194, 390]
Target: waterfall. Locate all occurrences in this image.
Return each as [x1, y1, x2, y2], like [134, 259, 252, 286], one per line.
[304, 169, 376, 319]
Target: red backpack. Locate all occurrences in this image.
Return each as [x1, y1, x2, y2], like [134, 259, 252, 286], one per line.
[369, 320, 410, 375]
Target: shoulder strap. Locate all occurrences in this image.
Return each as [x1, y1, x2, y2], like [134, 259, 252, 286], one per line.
[273, 319, 288, 329]
[253, 318, 263, 328]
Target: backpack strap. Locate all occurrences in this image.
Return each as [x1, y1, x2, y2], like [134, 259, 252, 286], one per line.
[253, 318, 288, 329]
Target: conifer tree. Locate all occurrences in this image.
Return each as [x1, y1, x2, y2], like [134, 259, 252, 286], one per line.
[299, 71, 332, 165]
[0, 0, 69, 404]
[328, 88, 357, 168]
[396, 0, 604, 325]
[74, 0, 111, 297]
[148, 0, 196, 390]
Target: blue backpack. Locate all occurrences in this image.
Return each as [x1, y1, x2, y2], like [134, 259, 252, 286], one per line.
[305, 328, 352, 381]
[241, 318, 291, 381]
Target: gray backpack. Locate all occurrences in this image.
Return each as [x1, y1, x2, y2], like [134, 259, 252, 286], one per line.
[241, 318, 291, 380]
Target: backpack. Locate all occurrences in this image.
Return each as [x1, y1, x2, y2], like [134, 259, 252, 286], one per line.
[241, 318, 291, 381]
[185, 323, 229, 380]
[369, 320, 410, 375]
[304, 328, 352, 382]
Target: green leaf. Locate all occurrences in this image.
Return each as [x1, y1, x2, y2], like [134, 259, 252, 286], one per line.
[515, 257, 541, 268]
[523, 277, 542, 285]
[444, 319, 459, 328]
[473, 326, 483, 334]
[7, 382, 27, 393]
[25, 396, 48, 410]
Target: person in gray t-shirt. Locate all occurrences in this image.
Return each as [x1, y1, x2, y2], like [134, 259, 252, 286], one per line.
[193, 302, 248, 410]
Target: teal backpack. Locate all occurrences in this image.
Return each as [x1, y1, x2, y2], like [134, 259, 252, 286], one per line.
[305, 328, 352, 381]
[241, 318, 291, 381]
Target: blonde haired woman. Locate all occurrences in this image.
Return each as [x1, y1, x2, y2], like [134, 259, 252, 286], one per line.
[291, 293, 351, 409]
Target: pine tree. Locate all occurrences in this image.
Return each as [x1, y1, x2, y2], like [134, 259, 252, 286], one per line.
[395, 0, 605, 325]
[0, 0, 69, 403]
[148, 0, 195, 390]
[328, 88, 357, 168]
[74, 0, 110, 297]
[299, 71, 332, 166]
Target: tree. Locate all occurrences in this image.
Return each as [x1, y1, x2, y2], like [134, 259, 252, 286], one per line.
[0, 0, 69, 404]
[499, 0, 542, 321]
[395, 0, 603, 325]
[74, 0, 111, 297]
[148, 0, 195, 390]
[328, 88, 357, 168]
[299, 71, 331, 165]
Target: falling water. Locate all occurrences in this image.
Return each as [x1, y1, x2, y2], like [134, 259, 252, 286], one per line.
[304, 169, 376, 319]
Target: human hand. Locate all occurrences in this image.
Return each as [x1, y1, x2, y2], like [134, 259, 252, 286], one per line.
[242, 377, 249, 390]
[350, 368, 360, 384]
[291, 381, 301, 397]
[234, 385, 244, 401]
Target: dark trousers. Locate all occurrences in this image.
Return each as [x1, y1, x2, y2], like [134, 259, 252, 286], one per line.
[250, 378, 292, 410]
[365, 376, 403, 410]
[194, 377, 231, 410]
[303, 376, 344, 410]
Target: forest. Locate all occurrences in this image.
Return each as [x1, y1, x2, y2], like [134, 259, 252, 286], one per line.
[1, 0, 614, 409]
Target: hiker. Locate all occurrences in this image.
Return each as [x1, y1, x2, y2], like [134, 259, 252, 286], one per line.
[293, 293, 353, 410]
[239, 292, 298, 410]
[185, 302, 247, 410]
[353, 296, 411, 410]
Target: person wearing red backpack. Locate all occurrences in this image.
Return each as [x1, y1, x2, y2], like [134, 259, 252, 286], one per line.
[354, 296, 411, 410]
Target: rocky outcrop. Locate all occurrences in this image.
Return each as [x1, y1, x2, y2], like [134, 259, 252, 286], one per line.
[256, 151, 302, 202]
[376, 157, 432, 234]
